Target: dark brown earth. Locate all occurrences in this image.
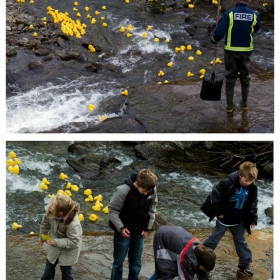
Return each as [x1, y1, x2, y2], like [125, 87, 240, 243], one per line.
[6, 228, 273, 280]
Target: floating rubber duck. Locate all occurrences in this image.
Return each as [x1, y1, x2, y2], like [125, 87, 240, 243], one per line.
[165, 38, 170, 43]
[85, 194, 94, 202]
[73, 7, 78, 12]
[85, 6, 89, 11]
[7, 166, 13, 173]
[92, 204, 101, 211]
[88, 45, 96, 53]
[94, 194, 103, 202]
[59, 173, 68, 180]
[78, 214, 84, 221]
[71, 185, 79, 192]
[33, 32, 38, 37]
[89, 214, 98, 221]
[210, 60, 214, 65]
[42, 17, 47, 22]
[120, 26, 126, 33]
[147, 25, 152, 30]
[76, 12, 81, 17]
[30, 0, 34, 4]
[88, 104, 95, 111]
[187, 71, 194, 77]
[142, 32, 147, 38]
[101, 17, 105, 20]
[186, 45, 192, 51]
[262, 2, 268, 6]
[65, 182, 72, 189]
[64, 190, 72, 197]
[188, 56, 194, 61]
[196, 50, 202, 56]
[74, 1, 78, 6]
[126, 33, 132, 38]
[127, 24, 133, 31]
[87, 14, 91, 19]
[102, 22, 107, 27]
[6, 159, 14, 166]
[186, 0, 191, 2]
[42, 178, 50, 185]
[121, 89, 128, 96]
[164, 80, 169, 84]
[84, 189, 92, 196]
[29, 24, 34, 29]
[10, 165, 20, 175]
[216, 57, 222, 64]
[175, 47, 181, 53]
[48, 194, 56, 198]
[12, 222, 22, 230]
[100, 115, 108, 121]
[200, 75, 205, 79]
[29, 231, 35, 234]
[102, 206, 109, 214]
[9, 151, 17, 158]
[94, 10, 100, 15]
[91, 18, 97, 24]
[199, 69, 206, 75]
[154, 37, 159, 42]
[57, 189, 65, 195]
[39, 182, 48, 190]
[188, 4, 194, 8]
[102, 6, 106, 10]
[125, 0, 130, 3]
[167, 62, 173, 67]
[212, 0, 218, 4]
[14, 158, 21, 165]
[158, 82, 162, 85]
[158, 70, 164, 77]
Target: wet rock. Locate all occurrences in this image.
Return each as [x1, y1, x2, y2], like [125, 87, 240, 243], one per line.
[264, 206, 273, 225]
[262, 163, 273, 176]
[28, 60, 44, 70]
[33, 48, 51, 56]
[18, 37, 29, 46]
[42, 53, 54, 61]
[85, 63, 97, 72]
[6, 47, 17, 57]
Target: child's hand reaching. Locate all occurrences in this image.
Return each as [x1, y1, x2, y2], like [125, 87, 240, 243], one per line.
[48, 240, 55, 246]
[38, 239, 44, 246]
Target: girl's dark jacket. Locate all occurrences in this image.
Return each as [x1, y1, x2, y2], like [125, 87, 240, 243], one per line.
[153, 225, 209, 280]
[200, 171, 258, 234]
[109, 174, 158, 234]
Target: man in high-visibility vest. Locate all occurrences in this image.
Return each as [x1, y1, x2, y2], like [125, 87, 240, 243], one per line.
[211, 0, 260, 113]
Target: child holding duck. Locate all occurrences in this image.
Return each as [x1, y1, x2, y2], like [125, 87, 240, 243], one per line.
[109, 168, 158, 280]
[38, 194, 83, 280]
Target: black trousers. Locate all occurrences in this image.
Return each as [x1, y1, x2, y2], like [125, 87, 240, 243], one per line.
[41, 259, 73, 280]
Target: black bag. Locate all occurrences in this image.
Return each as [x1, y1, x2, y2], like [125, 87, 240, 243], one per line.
[200, 71, 223, 101]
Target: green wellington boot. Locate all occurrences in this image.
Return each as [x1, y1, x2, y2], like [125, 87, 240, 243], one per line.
[241, 87, 249, 110]
[226, 87, 236, 113]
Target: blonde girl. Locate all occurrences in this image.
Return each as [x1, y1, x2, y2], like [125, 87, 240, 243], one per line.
[38, 194, 82, 280]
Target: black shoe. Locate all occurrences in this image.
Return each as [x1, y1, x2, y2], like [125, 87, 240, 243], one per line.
[238, 265, 254, 276]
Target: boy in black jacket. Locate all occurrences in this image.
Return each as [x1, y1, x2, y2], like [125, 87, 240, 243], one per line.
[201, 161, 258, 276]
[109, 169, 158, 280]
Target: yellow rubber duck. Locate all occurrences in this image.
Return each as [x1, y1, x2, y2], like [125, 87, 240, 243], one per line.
[101, 17, 105, 20]
[7, 166, 13, 173]
[188, 56, 194, 61]
[102, 6, 106, 10]
[199, 69, 206, 75]
[158, 70, 165, 77]
[126, 33, 132, 38]
[263, 3, 268, 6]
[42, 178, 50, 185]
[127, 24, 133, 31]
[71, 185, 79, 192]
[200, 75, 205, 79]
[164, 80, 169, 84]
[86, 195, 94, 202]
[74, 1, 78, 6]
[120, 26, 126, 33]
[59, 173, 68, 180]
[78, 214, 84, 221]
[12, 222, 22, 230]
[64, 190, 72, 197]
[84, 189, 92, 196]
[186, 45, 192, 51]
[147, 25, 152, 30]
[85, 6, 89, 11]
[88, 45, 96, 53]
[154, 37, 159, 42]
[100, 115, 108, 121]
[14, 158, 21, 165]
[167, 62, 173, 67]
[187, 71, 194, 77]
[94, 10, 100, 15]
[125, 0, 130, 3]
[30, 0, 34, 4]
[57, 189, 65, 195]
[121, 89, 129, 96]
[142, 32, 147, 38]
[216, 57, 222, 64]
[102, 206, 109, 214]
[102, 22, 107, 27]
[92, 204, 101, 211]
[73, 7, 78, 12]
[175, 47, 181, 53]
[9, 151, 17, 158]
[29, 231, 35, 234]
[76, 12, 81, 17]
[39, 182, 48, 190]
[188, 4, 194, 8]
[48, 194, 56, 198]
[88, 104, 95, 111]
[89, 214, 98, 221]
[165, 38, 170, 43]
[29, 24, 34, 29]
[87, 14, 91, 19]
[91, 18, 97, 24]
[158, 82, 162, 85]
[12, 165, 20, 175]
[180, 45, 186, 51]
[94, 194, 103, 201]
[6, 159, 14, 166]
[212, 0, 218, 4]
[33, 32, 38, 37]
[187, 0, 191, 2]
[196, 50, 202, 55]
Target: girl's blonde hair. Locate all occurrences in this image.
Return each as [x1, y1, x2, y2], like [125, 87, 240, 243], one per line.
[47, 194, 80, 224]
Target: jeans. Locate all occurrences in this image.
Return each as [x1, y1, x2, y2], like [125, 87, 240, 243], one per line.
[148, 273, 157, 280]
[41, 259, 73, 280]
[111, 231, 144, 280]
[203, 221, 252, 266]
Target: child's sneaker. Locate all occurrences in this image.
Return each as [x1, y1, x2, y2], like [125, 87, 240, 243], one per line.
[238, 265, 254, 276]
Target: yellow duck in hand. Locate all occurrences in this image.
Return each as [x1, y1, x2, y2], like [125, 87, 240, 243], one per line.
[12, 222, 22, 230]
[78, 214, 84, 221]
[102, 206, 109, 214]
[9, 151, 17, 158]
[59, 173, 68, 180]
[89, 214, 98, 221]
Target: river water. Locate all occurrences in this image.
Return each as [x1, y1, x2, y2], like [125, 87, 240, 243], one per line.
[6, 0, 274, 133]
[6, 141, 274, 234]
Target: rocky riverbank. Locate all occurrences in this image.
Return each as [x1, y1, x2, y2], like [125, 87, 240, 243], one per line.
[6, 227, 273, 280]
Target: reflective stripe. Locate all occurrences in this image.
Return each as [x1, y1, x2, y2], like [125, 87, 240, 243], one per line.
[179, 238, 199, 279]
[156, 248, 177, 261]
[225, 11, 256, 52]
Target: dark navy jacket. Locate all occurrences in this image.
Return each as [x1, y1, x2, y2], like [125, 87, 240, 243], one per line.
[212, 3, 260, 53]
[200, 171, 258, 234]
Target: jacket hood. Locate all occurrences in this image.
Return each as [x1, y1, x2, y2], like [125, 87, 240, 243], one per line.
[227, 170, 239, 183]
[124, 173, 137, 188]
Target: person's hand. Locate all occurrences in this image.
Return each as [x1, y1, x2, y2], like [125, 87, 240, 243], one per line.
[38, 239, 44, 246]
[218, 215, 224, 219]
[48, 240, 55, 246]
[251, 224, 256, 229]
[121, 228, 130, 237]
[141, 231, 148, 239]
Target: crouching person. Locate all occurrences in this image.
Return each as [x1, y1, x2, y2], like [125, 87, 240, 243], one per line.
[148, 225, 216, 280]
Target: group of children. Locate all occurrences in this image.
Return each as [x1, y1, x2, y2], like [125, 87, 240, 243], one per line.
[39, 162, 261, 279]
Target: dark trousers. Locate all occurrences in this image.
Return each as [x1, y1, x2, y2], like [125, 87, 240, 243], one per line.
[41, 259, 73, 280]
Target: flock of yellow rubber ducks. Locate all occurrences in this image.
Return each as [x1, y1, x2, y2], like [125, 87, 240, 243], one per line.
[8, 150, 109, 231]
